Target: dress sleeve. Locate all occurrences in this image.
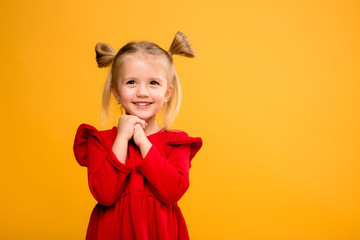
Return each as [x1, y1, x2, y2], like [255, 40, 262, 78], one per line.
[136, 131, 202, 204]
[73, 123, 132, 206]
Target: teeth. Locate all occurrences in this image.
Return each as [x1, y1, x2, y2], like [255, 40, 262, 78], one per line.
[135, 103, 150, 106]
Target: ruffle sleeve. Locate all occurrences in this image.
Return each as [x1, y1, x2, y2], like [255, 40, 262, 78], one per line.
[73, 123, 132, 206]
[136, 131, 203, 204]
[167, 131, 203, 166]
[73, 123, 104, 167]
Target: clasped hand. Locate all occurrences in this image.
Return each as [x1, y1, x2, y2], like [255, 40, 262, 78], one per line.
[116, 115, 149, 148]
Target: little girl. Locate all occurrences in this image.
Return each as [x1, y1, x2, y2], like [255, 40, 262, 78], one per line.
[73, 32, 203, 240]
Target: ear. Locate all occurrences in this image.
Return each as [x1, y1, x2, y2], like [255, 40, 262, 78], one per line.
[110, 84, 120, 102]
[164, 85, 173, 103]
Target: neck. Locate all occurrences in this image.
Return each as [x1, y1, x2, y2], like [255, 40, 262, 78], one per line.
[143, 117, 162, 136]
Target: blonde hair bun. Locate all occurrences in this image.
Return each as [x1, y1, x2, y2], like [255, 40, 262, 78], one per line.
[168, 31, 195, 58]
[95, 42, 116, 68]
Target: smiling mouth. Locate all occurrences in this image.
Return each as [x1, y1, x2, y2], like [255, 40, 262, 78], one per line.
[133, 102, 152, 106]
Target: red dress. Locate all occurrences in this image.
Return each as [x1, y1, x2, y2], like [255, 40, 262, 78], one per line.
[73, 123, 203, 240]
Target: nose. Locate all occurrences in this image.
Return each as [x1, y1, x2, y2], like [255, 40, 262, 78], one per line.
[136, 84, 149, 97]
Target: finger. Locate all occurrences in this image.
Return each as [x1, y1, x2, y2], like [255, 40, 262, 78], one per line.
[134, 123, 143, 132]
[132, 117, 147, 129]
[140, 121, 147, 129]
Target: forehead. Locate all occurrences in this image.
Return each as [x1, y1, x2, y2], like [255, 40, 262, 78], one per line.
[117, 53, 170, 75]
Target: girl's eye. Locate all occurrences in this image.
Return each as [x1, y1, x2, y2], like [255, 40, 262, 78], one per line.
[150, 80, 159, 85]
[126, 80, 136, 85]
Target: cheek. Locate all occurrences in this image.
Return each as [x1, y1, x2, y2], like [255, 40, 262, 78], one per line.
[119, 87, 133, 102]
[153, 89, 168, 101]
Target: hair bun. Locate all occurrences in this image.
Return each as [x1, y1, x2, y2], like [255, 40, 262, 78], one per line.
[95, 42, 116, 68]
[168, 31, 195, 58]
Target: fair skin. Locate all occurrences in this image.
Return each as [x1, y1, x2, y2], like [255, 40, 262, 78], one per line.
[110, 54, 173, 163]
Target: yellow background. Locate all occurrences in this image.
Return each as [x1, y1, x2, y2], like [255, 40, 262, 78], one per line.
[1, 0, 359, 239]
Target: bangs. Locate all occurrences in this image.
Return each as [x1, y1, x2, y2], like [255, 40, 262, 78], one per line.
[113, 53, 173, 86]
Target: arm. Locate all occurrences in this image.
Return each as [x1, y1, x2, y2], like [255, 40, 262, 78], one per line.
[136, 144, 191, 204]
[112, 135, 129, 164]
[87, 135, 132, 206]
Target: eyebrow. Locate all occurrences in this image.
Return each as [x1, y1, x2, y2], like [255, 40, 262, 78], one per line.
[122, 77, 137, 80]
[122, 76, 165, 81]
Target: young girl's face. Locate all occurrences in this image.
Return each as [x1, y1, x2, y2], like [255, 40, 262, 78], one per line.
[113, 54, 172, 123]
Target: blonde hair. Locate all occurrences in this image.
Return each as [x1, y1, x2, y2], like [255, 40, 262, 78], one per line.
[95, 31, 195, 129]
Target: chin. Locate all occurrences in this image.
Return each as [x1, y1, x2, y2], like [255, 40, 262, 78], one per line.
[132, 114, 151, 121]
[125, 109, 155, 122]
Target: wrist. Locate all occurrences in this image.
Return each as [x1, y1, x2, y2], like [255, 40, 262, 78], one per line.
[139, 138, 152, 158]
[138, 136, 150, 149]
[114, 134, 129, 145]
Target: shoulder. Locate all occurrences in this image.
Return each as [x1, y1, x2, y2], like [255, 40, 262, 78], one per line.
[163, 129, 203, 161]
[74, 123, 116, 143]
[73, 123, 117, 166]
[165, 129, 202, 144]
